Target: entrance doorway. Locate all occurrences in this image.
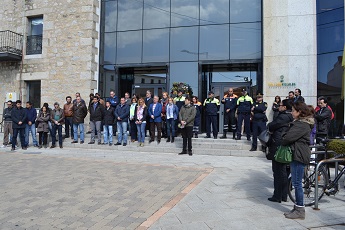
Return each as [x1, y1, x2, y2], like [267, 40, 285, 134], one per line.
[26, 80, 41, 108]
[210, 82, 251, 134]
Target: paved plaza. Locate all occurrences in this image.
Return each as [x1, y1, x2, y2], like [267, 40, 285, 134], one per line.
[0, 146, 345, 230]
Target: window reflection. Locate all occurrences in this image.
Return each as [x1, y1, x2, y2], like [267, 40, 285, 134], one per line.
[171, 0, 199, 27]
[170, 62, 199, 95]
[143, 29, 169, 63]
[317, 0, 344, 12]
[117, 0, 143, 31]
[200, 0, 229, 25]
[230, 23, 261, 60]
[318, 20, 344, 54]
[317, 51, 343, 84]
[230, 0, 261, 23]
[103, 32, 116, 64]
[143, 0, 170, 29]
[116, 31, 142, 64]
[200, 25, 229, 60]
[104, 1, 117, 32]
[170, 27, 198, 62]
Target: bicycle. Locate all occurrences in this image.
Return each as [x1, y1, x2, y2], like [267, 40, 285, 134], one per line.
[288, 138, 345, 206]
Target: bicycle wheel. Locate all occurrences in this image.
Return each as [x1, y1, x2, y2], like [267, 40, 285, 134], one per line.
[288, 164, 328, 206]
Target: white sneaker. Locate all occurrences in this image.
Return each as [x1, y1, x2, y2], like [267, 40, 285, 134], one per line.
[0, 145, 6, 148]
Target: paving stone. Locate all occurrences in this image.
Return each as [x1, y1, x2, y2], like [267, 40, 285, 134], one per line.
[0, 152, 205, 229]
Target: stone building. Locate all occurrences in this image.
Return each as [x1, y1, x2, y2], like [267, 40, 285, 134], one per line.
[0, 0, 100, 111]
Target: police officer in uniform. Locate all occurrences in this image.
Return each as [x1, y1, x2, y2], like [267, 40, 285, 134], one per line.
[203, 91, 220, 139]
[235, 89, 253, 141]
[220, 88, 237, 139]
[250, 92, 268, 151]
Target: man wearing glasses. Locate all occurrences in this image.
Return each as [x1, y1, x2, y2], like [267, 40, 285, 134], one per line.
[1, 101, 13, 148]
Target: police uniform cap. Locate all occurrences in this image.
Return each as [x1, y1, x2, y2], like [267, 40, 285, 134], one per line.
[208, 91, 214, 95]
[256, 92, 264, 97]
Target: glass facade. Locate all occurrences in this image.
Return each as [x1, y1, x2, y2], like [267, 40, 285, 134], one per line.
[99, 0, 262, 100]
[317, 0, 344, 137]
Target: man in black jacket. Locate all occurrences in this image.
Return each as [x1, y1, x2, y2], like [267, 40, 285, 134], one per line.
[103, 101, 115, 145]
[11, 100, 27, 151]
[2, 101, 13, 147]
[88, 97, 104, 145]
[315, 96, 332, 141]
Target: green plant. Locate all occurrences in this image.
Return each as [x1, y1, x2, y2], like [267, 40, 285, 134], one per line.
[327, 139, 345, 155]
[170, 82, 193, 97]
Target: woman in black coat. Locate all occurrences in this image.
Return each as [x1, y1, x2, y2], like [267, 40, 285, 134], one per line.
[266, 99, 293, 203]
[272, 96, 281, 121]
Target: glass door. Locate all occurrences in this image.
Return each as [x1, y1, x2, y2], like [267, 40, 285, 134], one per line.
[210, 82, 251, 134]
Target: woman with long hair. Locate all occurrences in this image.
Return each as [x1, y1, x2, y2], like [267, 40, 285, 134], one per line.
[36, 106, 50, 148]
[272, 96, 281, 120]
[282, 102, 315, 220]
[134, 98, 148, 147]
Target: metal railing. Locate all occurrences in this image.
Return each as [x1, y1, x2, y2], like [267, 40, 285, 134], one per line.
[26, 35, 42, 55]
[0, 30, 23, 56]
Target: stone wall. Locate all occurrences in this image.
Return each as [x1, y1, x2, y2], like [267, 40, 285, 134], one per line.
[0, 0, 100, 115]
[263, 0, 317, 120]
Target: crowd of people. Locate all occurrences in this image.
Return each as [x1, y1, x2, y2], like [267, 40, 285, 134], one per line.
[1, 87, 342, 219]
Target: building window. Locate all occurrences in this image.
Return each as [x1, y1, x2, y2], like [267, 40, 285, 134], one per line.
[151, 79, 154, 84]
[141, 78, 145, 83]
[27, 16, 43, 55]
[111, 75, 114, 81]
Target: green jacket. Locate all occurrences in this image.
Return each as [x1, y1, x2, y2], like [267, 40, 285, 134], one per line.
[179, 104, 196, 127]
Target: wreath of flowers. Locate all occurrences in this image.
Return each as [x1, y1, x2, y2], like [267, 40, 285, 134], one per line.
[170, 82, 193, 97]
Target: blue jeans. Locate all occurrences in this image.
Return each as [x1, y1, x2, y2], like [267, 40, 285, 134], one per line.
[25, 124, 38, 146]
[290, 160, 306, 206]
[52, 124, 63, 146]
[103, 125, 113, 144]
[136, 123, 146, 143]
[117, 121, 128, 144]
[73, 123, 85, 142]
[166, 118, 176, 137]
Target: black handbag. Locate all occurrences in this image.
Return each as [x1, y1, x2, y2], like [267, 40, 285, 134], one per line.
[258, 129, 270, 146]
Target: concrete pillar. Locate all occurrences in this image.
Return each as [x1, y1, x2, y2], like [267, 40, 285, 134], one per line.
[263, 0, 317, 120]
